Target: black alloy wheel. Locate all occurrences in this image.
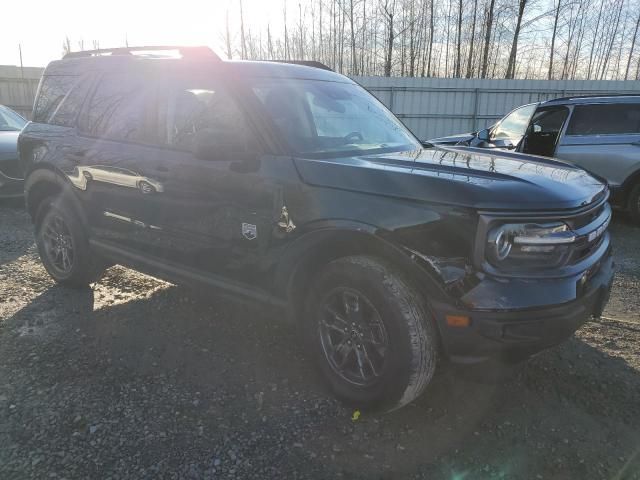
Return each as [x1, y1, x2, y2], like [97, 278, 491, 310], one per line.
[318, 287, 389, 387]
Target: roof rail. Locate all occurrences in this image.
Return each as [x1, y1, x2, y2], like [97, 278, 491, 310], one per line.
[545, 93, 640, 103]
[63, 46, 221, 60]
[265, 60, 333, 71]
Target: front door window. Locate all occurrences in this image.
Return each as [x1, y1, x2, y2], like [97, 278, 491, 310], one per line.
[491, 104, 537, 147]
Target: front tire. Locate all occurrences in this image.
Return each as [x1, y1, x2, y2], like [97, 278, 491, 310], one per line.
[35, 196, 105, 288]
[304, 256, 437, 412]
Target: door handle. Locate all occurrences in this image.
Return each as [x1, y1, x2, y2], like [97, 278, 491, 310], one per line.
[631, 140, 640, 147]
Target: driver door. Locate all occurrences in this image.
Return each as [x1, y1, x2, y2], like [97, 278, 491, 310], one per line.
[486, 103, 538, 150]
[520, 106, 570, 158]
[129, 71, 283, 284]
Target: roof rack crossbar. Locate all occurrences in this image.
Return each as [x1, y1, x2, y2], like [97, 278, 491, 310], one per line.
[63, 46, 221, 60]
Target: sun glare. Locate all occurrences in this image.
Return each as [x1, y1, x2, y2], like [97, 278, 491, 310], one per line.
[2, 0, 281, 67]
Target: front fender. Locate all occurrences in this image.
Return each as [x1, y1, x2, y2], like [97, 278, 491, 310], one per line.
[273, 220, 467, 307]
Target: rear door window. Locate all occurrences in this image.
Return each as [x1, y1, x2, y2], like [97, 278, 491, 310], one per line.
[81, 73, 158, 144]
[566, 103, 640, 135]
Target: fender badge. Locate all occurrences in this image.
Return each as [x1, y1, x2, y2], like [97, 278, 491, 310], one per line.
[242, 223, 257, 240]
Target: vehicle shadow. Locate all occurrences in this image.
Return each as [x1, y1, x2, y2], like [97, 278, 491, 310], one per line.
[6, 280, 640, 479]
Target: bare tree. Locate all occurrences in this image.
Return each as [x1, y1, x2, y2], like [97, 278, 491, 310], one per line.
[455, 0, 463, 77]
[587, 0, 604, 78]
[348, 0, 359, 74]
[225, 10, 233, 59]
[466, 0, 479, 77]
[506, 0, 528, 78]
[599, 0, 625, 79]
[200, 0, 640, 80]
[239, 0, 247, 59]
[62, 37, 72, 56]
[426, 0, 434, 76]
[381, 0, 397, 76]
[548, 0, 562, 79]
[481, 0, 497, 78]
[625, 8, 640, 80]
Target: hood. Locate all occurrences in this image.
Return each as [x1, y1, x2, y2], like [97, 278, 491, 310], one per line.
[0, 131, 19, 156]
[293, 146, 607, 211]
[428, 132, 476, 145]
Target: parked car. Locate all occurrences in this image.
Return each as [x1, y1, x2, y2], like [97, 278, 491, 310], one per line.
[0, 105, 27, 197]
[429, 95, 640, 223]
[19, 46, 614, 412]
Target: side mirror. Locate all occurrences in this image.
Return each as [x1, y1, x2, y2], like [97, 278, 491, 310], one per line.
[193, 128, 247, 161]
[477, 128, 490, 141]
[533, 124, 542, 133]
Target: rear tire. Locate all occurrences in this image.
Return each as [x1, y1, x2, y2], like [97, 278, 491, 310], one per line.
[628, 183, 640, 225]
[304, 255, 437, 412]
[35, 196, 105, 288]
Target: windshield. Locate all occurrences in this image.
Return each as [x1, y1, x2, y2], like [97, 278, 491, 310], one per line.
[0, 106, 27, 131]
[251, 79, 420, 156]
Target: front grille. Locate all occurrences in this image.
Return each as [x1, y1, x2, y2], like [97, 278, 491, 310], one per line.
[565, 202, 606, 231]
[565, 200, 610, 266]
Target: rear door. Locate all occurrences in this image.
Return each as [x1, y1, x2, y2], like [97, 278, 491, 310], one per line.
[73, 69, 165, 250]
[555, 103, 640, 188]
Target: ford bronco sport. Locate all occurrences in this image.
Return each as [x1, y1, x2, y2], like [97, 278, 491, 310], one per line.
[19, 46, 614, 412]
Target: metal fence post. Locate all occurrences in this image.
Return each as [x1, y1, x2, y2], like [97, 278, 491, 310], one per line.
[389, 86, 395, 112]
[472, 88, 480, 131]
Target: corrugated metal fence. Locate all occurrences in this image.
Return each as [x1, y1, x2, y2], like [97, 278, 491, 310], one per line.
[1, 65, 640, 135]
[0, 66, 43, 119]
[353, 76, 640, 140]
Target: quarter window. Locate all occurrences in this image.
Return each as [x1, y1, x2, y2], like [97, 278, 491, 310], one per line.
[566, 103, 640, 135]
[33, 75, 77, 123]
[49, 75, 93, 127]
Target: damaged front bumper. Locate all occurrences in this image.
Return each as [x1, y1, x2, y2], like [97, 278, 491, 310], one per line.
[428, 244, 614, 364]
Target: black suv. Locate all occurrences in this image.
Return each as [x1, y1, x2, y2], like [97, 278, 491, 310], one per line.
[19, 46, 614, 412]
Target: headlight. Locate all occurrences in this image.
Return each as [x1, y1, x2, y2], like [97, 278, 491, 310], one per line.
[486, 222, 575, 270]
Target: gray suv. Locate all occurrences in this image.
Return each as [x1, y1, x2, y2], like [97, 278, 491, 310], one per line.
[429, 95, 640, 223]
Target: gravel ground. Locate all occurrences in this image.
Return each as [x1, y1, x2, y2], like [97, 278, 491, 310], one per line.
[0, 202, 639, 480]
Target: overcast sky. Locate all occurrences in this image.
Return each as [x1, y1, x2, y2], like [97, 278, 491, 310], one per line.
[1, 0, 284, 67]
